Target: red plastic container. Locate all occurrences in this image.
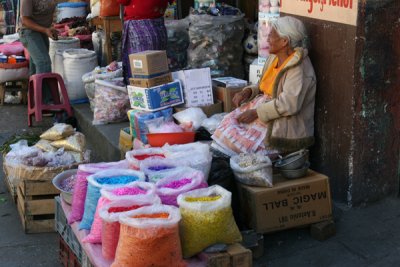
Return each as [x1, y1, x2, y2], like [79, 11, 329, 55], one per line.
[146, 132, 195, 147]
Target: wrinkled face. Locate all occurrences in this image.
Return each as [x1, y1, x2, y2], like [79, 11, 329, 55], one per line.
[267, 28, 288, 54]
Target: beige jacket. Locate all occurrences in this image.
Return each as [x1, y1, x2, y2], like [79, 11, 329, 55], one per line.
[247, 48, 316, 153]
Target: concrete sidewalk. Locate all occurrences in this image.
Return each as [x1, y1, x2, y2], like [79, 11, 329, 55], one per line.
[1, 105, 400, 267]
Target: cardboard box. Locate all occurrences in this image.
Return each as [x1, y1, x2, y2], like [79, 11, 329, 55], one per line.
[119, 127, 132, 159]
[129, 50, 169, 77]
[227, 243, 252, 267]
[213, 86, 244, 112]
[127, 80, 184, 111]
[237, 170, 333, 234]
[198, 252, 231, 267]
[129, 72, 172, 88]
[172, 68, 214, 107]
[174, 100, 223, 118]
[249, 61, 264, 85]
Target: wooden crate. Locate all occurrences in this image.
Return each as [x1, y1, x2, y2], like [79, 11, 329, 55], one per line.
[3, 174, 18, 203]
[59, 235, 82, 267]
[17, 179, 60, 233]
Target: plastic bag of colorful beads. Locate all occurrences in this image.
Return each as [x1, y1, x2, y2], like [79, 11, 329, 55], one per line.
[68, 160, 129, 224]
[82, 182, 159, 243]
[51, 132, 86, 153]
[99, 197, 162, 260]
[40, 123, 74, 141]
[177, 185, 242, 258]
[100, 181, 157, 202]
[125, 148, 165, 170]
[111, 205, 185, 267]
[92, 79, 130, 125]
[163, 142, 213, 180]
[230, 152, 273, 187]
[139, 157, 179, 183]
[79, 169, 145, 230]
[156, 167, 208, 206]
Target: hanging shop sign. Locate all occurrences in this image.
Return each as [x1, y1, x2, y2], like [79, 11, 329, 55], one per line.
[280, 0, 359, 26]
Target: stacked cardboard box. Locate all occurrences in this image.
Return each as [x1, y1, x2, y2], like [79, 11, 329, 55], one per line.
[127, 50, 184, 111]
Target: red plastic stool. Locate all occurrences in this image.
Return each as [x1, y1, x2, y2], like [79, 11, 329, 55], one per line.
[27, 73, 73, 126]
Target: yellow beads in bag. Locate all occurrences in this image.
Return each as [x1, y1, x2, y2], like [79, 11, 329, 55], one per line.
[51, 132, 86, 153]
[177, 185, 242, 258]
[40, 123, 74, 141]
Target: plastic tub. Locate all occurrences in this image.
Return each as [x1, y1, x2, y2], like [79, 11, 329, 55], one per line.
[146, 132, 195, 147]
[57, 2, 88, 22]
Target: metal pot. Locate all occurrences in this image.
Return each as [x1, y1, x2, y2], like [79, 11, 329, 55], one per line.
[274, 149, 309, 170]
[280, 161, 310, 179]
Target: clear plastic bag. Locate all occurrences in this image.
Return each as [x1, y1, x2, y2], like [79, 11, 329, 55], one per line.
[79, 169, 145, 230]
[51, 132, 86, 153]
[125, 148, 166, 170]
[139, 157, 179, 183]
[68, 160, 130, 224]
[173, 107, 207, 130]
[34, 139, 57, 153]
[163, 142, 213, 180]
[201, 113, 228, 134]
[145, 118, 183, 134]
[177, 185, 242, 258]
[99, 197, 161, 260]
[156, 167, 208, 206]
[93, 79, 130, 125]
[112, 205, 185, 267]
[187, 11, 245, 78]
[230, 153, 273, 187]
[40, 123, 74, 141]
[165, 18, 190, 71]
[100, 181, 157, 202]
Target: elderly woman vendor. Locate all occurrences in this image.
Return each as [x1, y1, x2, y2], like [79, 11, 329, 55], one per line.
[212, 16, 316, 156]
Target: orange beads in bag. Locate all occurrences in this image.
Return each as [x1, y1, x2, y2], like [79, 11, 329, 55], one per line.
[111, 205, 185, 267]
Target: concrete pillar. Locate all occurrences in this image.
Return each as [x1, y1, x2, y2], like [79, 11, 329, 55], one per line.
[282, 1, 400, 206]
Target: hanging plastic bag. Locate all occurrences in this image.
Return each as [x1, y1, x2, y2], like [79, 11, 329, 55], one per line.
[40, 123, 74, 141]
[79, 169, 146, 230]
[99, 196, 162, 260]
[230, 153, 273, 187]
[156, 167, 208, 206]
[125, 148, 165, 170]
[139, 157, 179, 183]
[68, 160, 130, 224]
[93, 78, 130, 125]
[83, 182, 160, 244]
[112, 205, 185, 267]
[51, 132, 86, 153]
[177, 185, 242, 258]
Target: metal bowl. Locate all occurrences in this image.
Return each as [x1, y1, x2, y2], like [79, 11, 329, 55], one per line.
[280, 162, 310, 179]
[52, 169, 77, 205]
[274, 149, 309, 170]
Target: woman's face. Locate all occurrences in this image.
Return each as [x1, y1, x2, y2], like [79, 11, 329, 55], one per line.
[267, 28, 288, 54]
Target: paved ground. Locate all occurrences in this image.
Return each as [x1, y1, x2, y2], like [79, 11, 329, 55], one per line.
[1, 105, 400, 267]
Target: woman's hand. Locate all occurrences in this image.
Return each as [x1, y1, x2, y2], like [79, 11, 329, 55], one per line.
[45, 27, 58, 40]
[236, 109, 258, 124]
[232, 88, 252, 108]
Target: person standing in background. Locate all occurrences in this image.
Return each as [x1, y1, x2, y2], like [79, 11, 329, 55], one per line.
[19, 0, 58, 103]
[117, 0, 173, 84]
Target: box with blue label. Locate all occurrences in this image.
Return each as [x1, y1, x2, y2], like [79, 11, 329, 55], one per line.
[127, 80, 184, 111]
